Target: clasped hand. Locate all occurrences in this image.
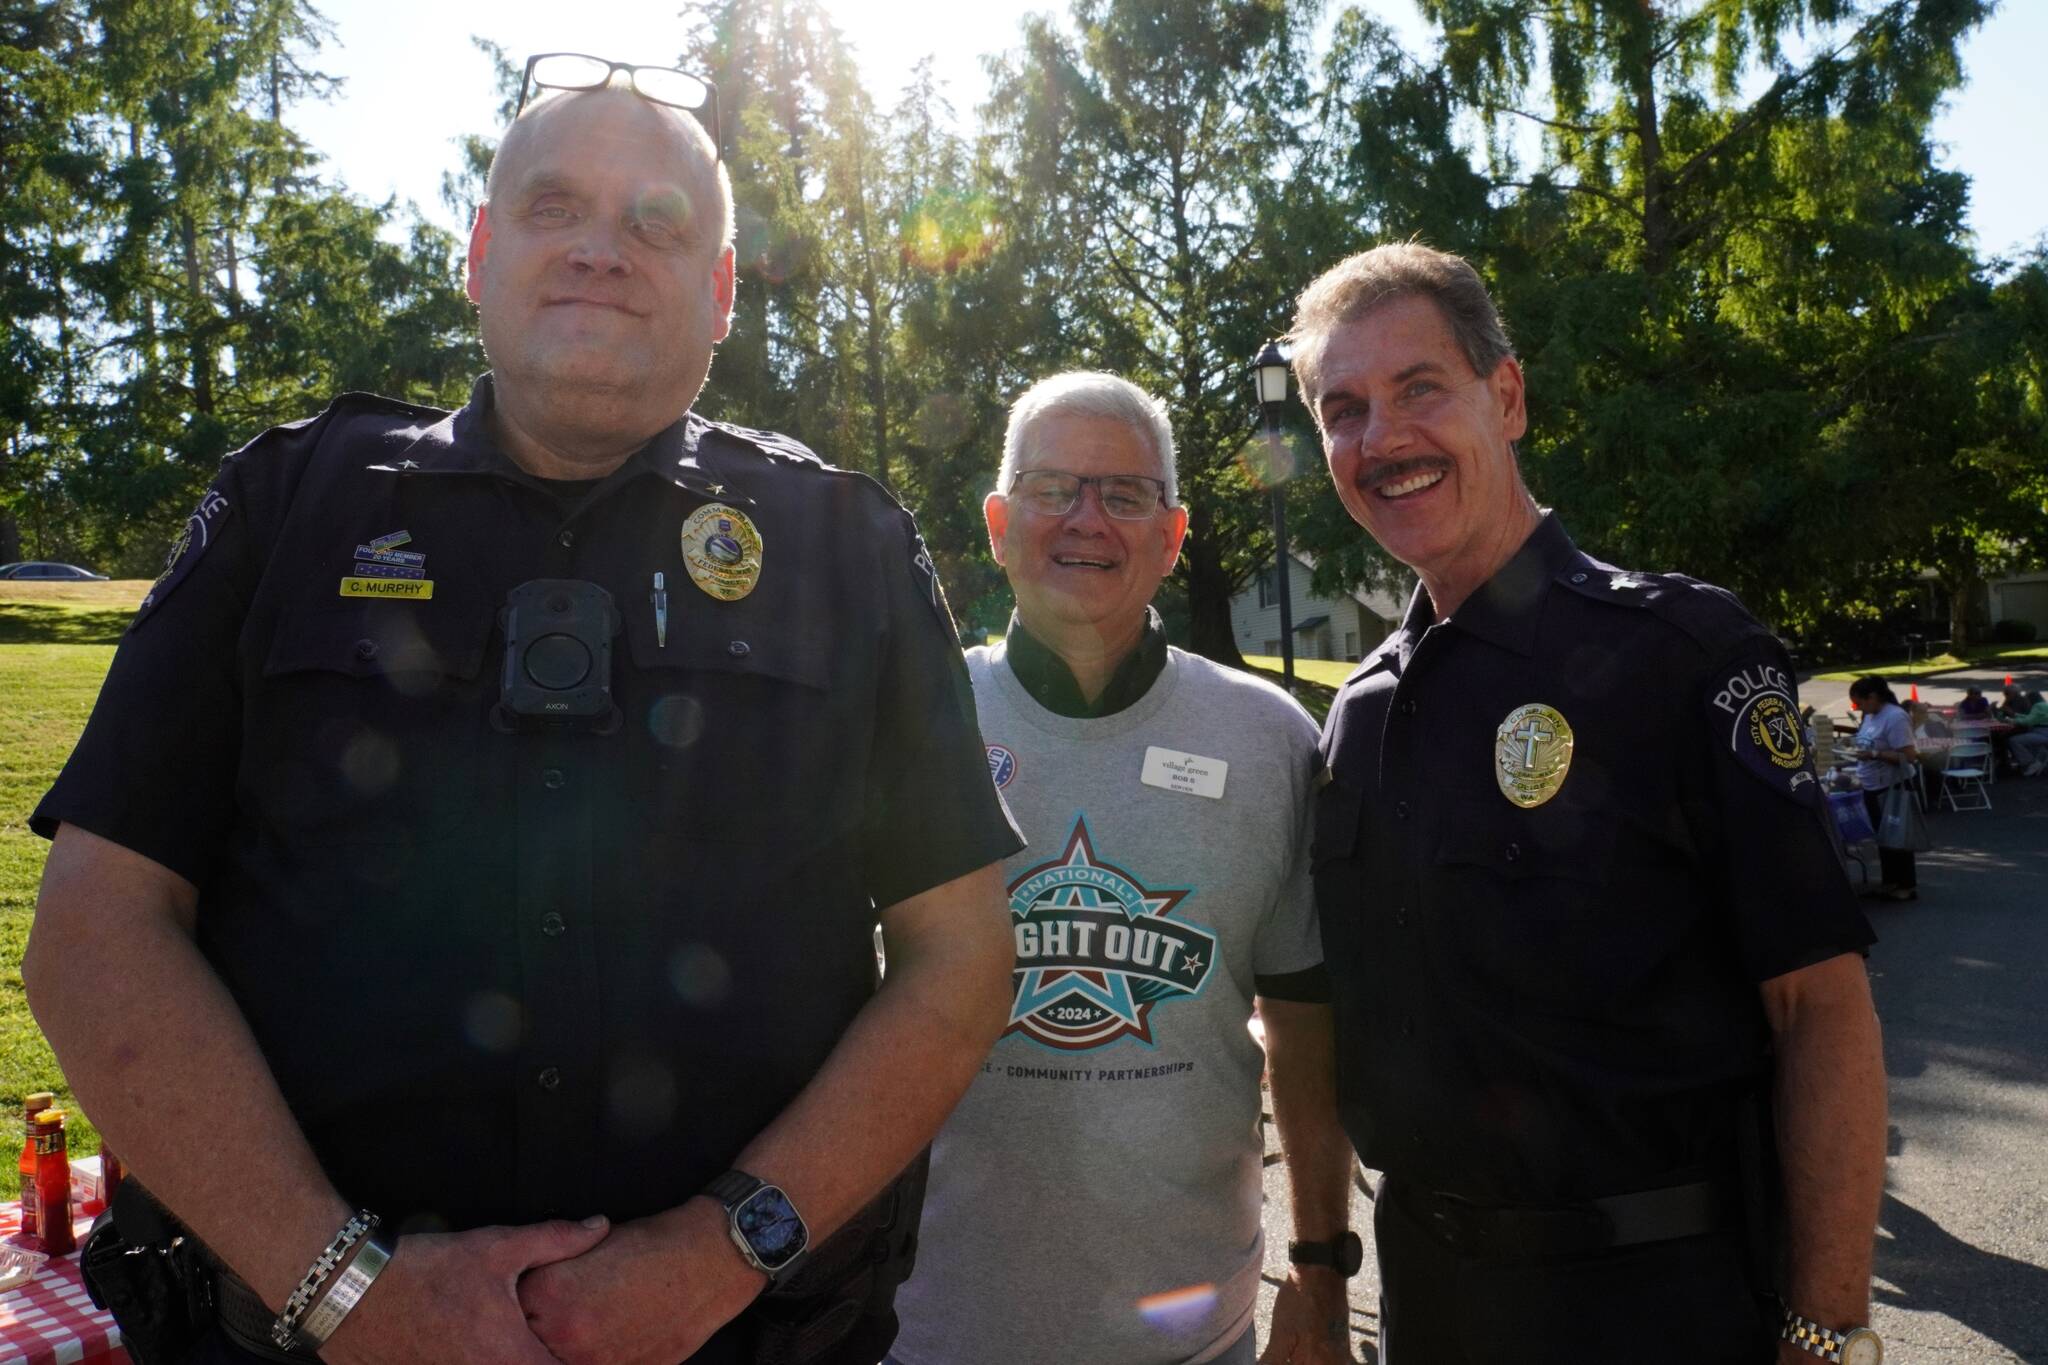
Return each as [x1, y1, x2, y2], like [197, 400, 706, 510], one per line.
[320, 1199, 762, 1364]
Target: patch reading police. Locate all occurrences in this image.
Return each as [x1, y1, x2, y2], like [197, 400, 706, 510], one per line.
[680, 503, 763, 601]
[134, 486, 231, 628]
[1005, 816, 1215, 1052]
[986, 744, 1018, 790]
[1495, 703, 1574, 808]
[1712, 658, 1816, 799]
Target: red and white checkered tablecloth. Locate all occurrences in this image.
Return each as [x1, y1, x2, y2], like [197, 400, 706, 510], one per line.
[0, 1203, 127, 1365]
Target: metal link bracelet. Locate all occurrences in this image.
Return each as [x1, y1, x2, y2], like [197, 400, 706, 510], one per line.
[271, 1210, 381, 1350]
[293, 1229, 395, 1349]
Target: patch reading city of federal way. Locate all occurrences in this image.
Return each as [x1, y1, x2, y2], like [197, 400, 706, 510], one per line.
[1006, 816, 1216, 1052]
[135, 486, 231, 624]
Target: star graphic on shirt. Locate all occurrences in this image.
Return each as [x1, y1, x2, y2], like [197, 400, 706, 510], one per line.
[1003, 816, 1211, 1052]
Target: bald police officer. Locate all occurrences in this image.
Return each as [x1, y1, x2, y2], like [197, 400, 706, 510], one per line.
[1288, 243, 1887, 1364]
[25, 62, 1019, 1365]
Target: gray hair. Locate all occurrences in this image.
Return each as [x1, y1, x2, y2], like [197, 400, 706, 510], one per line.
[1287, 242, 1514, 417]
[1000, 371, 1179, 504]
[484, 86, 735, 253]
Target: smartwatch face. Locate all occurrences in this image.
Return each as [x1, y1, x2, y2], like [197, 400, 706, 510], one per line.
[734, 1185, 809, 1269]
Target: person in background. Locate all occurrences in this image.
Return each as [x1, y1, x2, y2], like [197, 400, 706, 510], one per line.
[1849, 677, 1919, 901]
[1955, 687, 1992, 721]
[2005, 689, 2048, 776]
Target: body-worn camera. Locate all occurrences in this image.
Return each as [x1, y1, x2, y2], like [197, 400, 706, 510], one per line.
[495, 579, 621, 732]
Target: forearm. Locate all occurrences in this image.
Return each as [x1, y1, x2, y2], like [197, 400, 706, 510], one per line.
[730, 868, 1013, 1239]
[1767, 960, 1887, 1325]
[1260, 999, 1354, 1241]
[24, 826, 351, 1310]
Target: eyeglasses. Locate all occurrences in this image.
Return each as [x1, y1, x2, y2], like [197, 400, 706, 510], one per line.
[1007, 470, 1171, 520]
[517, 53, 722, 159]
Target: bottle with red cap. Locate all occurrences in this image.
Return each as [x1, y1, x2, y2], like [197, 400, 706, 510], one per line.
[31, 1109, 75, 1255]
[13, 1092, 55, 1248]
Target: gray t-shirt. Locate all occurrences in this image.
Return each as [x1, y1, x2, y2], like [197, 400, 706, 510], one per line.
[891, 644, 1322, 1365]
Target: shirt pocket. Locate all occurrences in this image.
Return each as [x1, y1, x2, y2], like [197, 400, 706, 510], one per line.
[622, 604, 859, 846]
[253, 595, 496, 845]
[1431, 796, 1644, 1021]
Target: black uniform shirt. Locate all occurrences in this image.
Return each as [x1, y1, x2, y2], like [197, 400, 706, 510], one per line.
[35, 376, 1023, 1241]
[1312, 514, 1871, 1204]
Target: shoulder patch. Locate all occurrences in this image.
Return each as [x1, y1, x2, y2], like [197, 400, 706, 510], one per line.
[1706, 650, 1820, 805]
[907, 527, 959, 636]
[132, 482, 233, 630]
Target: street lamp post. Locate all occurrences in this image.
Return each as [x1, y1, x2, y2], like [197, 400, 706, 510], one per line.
[1253, 340, 1294, 694]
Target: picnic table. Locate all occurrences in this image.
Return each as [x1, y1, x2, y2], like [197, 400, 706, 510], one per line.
[0, 1203, 127, 1365]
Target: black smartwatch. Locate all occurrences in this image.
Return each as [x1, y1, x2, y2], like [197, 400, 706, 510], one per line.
[1287, 1231, 1364, 1277]
[704, 1170, 810, 1285]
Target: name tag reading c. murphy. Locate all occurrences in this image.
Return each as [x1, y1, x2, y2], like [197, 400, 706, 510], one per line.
[1141, 746, 1228, 799]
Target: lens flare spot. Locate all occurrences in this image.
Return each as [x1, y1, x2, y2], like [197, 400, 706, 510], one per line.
[896, 190, 1000, 274]
[463, 992, 523, 1053]
[669, 943, 733, 1008]
[737, 205, 811, 284]
[340, 729, 401, 795]
[1135, 1282, 1217, 1333]
[648, 693, 706, 748]
[1235, 430, 1300, 491]
[606, 1056, 679, 1141]
[911, 392, 974, 449]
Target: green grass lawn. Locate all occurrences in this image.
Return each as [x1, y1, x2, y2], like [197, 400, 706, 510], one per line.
[1809, 642, 2048, 683]
[0, 585, 144, 1164]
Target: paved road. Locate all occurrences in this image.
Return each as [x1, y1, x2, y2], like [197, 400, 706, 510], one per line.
[1253, 771, 2048, 1363]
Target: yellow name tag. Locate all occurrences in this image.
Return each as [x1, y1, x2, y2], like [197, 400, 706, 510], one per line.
[339, 577, 434, 600]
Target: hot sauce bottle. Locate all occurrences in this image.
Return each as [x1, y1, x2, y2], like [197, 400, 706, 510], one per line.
[14, 1092, 55, 1247]
[31, 1110, 74, 1255]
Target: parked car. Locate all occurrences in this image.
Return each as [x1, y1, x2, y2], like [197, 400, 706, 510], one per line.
[0, 561, 109, 580]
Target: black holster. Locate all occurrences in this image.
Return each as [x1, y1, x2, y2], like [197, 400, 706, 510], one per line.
[743, 1149, 931, 1365]
[79, 1181, 216, 1365]
[81, 1181, 314, 1365]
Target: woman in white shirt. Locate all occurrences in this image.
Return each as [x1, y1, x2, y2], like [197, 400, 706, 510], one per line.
[1849, 676, 1919, 901]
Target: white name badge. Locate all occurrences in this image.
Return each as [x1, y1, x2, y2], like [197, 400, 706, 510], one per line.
[1141, 746, 1229, 800]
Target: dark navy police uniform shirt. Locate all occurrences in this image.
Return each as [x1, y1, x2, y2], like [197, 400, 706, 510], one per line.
[35, 377, 1021, 1315]
[1312, 515, 1871, 1206]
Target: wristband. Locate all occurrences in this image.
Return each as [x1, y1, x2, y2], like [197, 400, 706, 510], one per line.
[271, 1210, 380, 1350]
[293, 1229, 395, 1348]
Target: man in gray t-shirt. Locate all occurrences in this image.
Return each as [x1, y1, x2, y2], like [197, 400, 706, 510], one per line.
[890, 373, 1357, 1365]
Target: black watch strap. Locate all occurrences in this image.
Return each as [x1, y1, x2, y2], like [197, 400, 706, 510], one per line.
[705, 1170, 764, 1208]
[1287, 1231, 1363, 1277]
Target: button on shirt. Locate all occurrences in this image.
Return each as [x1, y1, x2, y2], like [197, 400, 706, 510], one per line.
[1312, 515, 1872, 1204]
[34, 376, 1021, 1241]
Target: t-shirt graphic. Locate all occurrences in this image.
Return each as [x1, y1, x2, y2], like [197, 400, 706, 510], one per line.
[1007, 814, 1216, 1050]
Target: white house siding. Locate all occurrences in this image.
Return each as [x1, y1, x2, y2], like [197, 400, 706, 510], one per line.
[1229, 553, 1403, 662]
[1990, 573, 2048, 636]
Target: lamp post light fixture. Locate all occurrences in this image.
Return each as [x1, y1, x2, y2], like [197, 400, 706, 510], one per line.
[1252, 340, 1295, 693]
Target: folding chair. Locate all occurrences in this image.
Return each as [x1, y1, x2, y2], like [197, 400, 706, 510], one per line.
[1939, 740, 1993, 812]
[1952, 720, 1996, 784]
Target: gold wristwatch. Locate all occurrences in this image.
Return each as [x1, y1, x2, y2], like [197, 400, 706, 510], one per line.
[1781, 1308, 1883, 1364]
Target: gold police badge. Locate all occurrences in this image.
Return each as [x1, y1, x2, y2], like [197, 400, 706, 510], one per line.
[679, 504, 763, 601]
[1495, 703, 1574, 808]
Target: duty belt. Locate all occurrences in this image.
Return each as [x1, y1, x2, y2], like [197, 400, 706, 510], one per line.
[1391, 1176, 1732, 1259]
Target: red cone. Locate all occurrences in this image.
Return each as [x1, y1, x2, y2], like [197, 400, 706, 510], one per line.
[1910, 684, 1920, 702]
[2008, 674, 2015, 687]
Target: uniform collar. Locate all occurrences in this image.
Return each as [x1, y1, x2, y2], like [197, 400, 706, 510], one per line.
[1364, 512, 1584, 668]
[374, 374, 750, 505]
[1434, 512, 1582, 658]
[1004, 607, 1169, 719]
